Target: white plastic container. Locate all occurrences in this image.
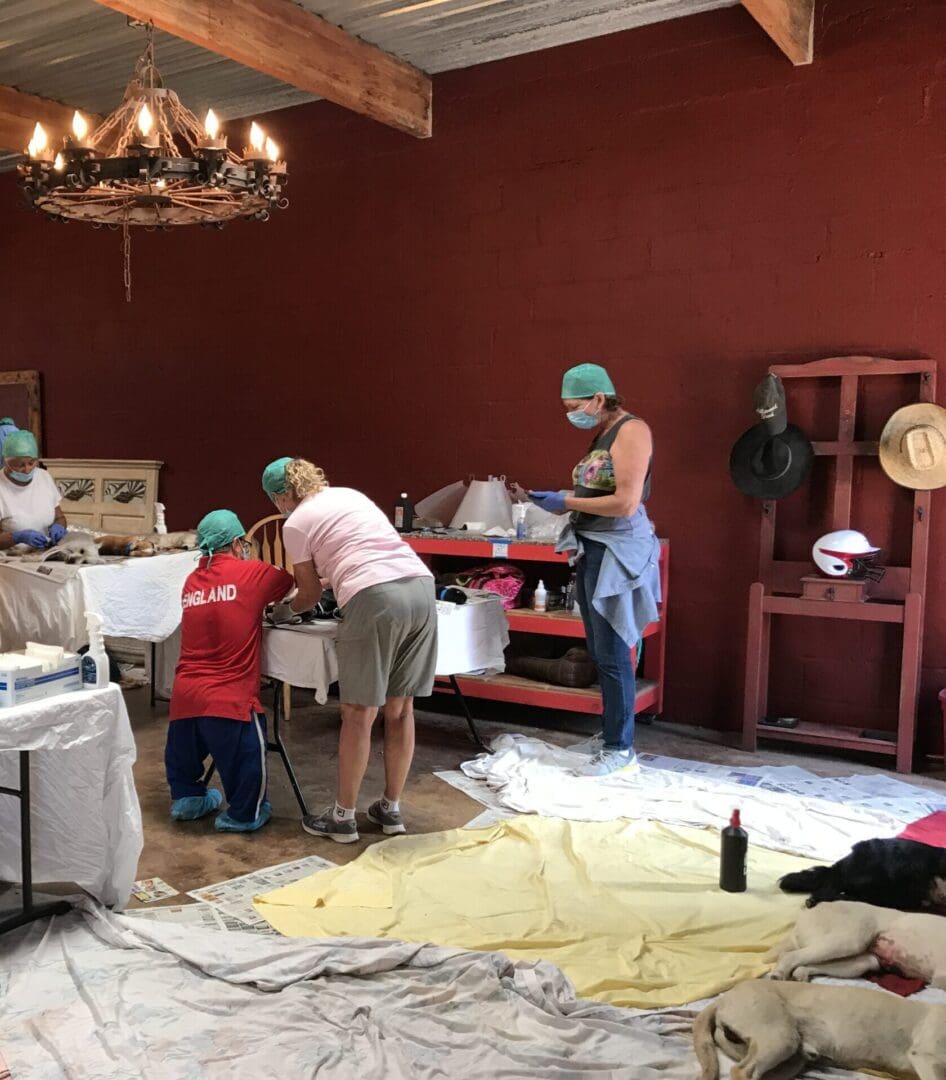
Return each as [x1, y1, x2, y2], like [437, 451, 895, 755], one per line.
[81, 611, 110, 690]
[533, 580, 547, 613]
[154, 502, 168, 535]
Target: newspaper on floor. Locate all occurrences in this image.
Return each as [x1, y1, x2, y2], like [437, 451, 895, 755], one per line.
[187, 855, 336, 929]
[130, 877, 179, 903]
[440, 735, 946, 862]
[123, 903, 235, 931]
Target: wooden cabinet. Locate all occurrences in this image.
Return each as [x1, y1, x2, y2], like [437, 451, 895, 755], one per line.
[43, 458, 163, 534]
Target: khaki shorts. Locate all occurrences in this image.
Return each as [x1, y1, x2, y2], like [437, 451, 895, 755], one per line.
[335, 576, 438, 707]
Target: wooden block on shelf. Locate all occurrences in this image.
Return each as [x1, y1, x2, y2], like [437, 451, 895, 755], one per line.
[800, 575, 870, 603]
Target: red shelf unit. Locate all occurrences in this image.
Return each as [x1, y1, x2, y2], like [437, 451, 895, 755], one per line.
[405, 535, 669, 717]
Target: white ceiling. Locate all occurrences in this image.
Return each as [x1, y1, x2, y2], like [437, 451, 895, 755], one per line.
[0, 0, 738, 159]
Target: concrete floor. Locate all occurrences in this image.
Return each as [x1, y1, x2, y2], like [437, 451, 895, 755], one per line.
[124, 686, 946, 907]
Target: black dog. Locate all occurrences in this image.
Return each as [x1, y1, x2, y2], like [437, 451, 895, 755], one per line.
[779, 837, 946, 911]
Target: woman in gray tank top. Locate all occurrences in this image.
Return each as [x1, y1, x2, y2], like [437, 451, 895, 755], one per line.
[528, 363, 661, 777]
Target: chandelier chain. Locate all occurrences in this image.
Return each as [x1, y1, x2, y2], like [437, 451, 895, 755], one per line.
[122, 217, 132, 303]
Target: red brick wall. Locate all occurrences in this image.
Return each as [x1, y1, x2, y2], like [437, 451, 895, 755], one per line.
[2, 0, 944, 748]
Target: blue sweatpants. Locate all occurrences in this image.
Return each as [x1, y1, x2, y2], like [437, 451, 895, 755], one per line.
[165, 713, 268, 824]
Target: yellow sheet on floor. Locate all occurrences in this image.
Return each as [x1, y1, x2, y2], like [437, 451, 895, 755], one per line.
[255, 817, 814, 1008]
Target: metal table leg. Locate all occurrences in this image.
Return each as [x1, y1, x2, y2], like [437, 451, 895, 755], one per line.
[268, 680, 310, 817]
[448, 676, 492, 754]
[150, 642, 157, 707]
[0, 751, 71, 936]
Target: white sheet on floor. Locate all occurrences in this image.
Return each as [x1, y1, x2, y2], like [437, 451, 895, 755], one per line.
[450, 735, 946, 861]
[0, 900, 913, 1080]
[0, 686, 141, 907]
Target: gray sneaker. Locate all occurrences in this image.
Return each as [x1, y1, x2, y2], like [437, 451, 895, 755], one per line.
[572, 748, 639, 778]
[367, 800, 407, 835]
[301, 807, 359, 843]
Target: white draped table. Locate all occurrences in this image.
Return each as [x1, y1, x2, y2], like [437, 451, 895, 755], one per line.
[0, 685, 142, 918]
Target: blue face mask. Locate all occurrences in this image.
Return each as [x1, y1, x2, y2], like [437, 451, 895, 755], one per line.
[566, 407, 599, 430]
[9, 469, 33, 484]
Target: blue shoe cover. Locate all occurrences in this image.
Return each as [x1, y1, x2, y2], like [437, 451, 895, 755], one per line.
[214, 800, 272, 833]
[171, 789, 223, 821]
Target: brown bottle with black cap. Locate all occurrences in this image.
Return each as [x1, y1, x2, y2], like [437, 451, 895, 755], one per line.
[720, 808, 748, 893]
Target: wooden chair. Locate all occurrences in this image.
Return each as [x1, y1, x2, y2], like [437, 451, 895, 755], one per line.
[246, 513, 292, 572]
[246, 513, 294, 718]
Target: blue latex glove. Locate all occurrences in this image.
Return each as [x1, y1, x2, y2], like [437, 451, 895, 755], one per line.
[528, 490, 568, 515]
[12, 529, 49, 549]
[49, 523, 67, 544]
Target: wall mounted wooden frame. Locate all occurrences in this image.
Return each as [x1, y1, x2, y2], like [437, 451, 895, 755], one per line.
[0, 370, 42, 451]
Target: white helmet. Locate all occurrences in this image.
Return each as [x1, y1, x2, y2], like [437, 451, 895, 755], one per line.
[812, 530, 883, 580]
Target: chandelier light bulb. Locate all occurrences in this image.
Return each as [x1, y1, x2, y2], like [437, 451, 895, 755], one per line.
[204, 108, 219, 139]
[249, 121, 265, 154]
[53, 152, 65, 171]
[265, 137, 279, 162]
[138, 103, 154, 137]
[27, 122, 48, 158]
[72, 111, 89, 142]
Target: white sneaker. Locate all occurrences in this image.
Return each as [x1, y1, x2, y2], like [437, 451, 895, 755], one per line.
[569, 733, 604, 756]
[572, 748, 639, 777]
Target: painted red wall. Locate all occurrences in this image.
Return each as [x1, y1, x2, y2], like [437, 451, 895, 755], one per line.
[2, 0, 944, 750]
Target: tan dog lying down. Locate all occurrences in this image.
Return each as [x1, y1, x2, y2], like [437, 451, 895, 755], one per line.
[768, 900, 946, 988]
[693, 979, 946, 1080]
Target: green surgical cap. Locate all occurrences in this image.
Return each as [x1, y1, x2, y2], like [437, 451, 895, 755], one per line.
[561, 363, 616, 399]
[196, 509, 245, 554]
[261, 456, 293, 497]
[2, 429, 38, 459]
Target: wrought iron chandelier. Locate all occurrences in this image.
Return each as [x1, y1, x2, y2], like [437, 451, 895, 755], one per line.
[17, 21, 288, 300]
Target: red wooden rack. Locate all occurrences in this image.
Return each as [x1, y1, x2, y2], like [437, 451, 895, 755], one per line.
[741, 356, 935, 773]
[405, 535, 669, 718]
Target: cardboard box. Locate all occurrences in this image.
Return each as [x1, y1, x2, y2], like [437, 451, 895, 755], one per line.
[0, 654, 82, 708]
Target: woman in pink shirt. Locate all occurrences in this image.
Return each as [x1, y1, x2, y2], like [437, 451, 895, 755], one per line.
[262, 456, 437, 843]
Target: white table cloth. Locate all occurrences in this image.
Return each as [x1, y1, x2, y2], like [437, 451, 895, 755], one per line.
[0, 685, 142, 908]
[259, 596, 509, 698]
[0, 551, 200, 652]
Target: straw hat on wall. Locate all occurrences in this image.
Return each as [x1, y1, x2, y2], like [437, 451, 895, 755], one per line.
[879, 403, 946, 490]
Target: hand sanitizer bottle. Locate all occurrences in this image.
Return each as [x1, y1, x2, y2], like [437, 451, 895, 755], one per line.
[533, 580, 547, 613]
[82, 611, 109, 690]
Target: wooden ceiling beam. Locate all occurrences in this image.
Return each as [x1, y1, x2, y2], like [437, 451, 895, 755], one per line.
[92, 0, 432, 138]
[741, 0, 815, 65]
[0, 84, 100, 154]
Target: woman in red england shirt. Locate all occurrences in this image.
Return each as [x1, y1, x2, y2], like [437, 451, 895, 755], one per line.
[166, 509, 293, 832]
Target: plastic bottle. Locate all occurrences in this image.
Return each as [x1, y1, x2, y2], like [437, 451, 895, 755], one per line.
[512, 502, 528, 540]
[565, 573, 577, 614]
[394, 493, 414, 533]
[82, 611, 109, 690]
[720, 808, 748, 892]
[533, 580, 547, 613]
[153, 502, 168, 535]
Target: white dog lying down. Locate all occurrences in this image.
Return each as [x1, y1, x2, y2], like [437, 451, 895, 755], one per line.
[768, 900, 946, 989]
[693, 979, 946, 1080]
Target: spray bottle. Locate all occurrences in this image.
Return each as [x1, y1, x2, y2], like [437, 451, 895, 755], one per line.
[82, 611, 109, 690]
[154, 502, 168, 536]
[720, 808, 748, 892]
[512, 502, 528, 540]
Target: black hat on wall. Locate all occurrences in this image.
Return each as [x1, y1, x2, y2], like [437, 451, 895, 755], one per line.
[729, 374, 814, 499]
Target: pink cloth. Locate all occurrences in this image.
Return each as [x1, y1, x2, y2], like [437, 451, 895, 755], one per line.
[282, 487, 431, 608]
[898, 810, 946, 848]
